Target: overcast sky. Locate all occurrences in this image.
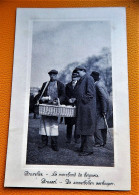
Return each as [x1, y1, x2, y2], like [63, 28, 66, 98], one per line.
[30, 21, 111, 87]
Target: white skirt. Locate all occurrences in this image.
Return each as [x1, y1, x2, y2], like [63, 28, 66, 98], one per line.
[39, 115, 59, 136]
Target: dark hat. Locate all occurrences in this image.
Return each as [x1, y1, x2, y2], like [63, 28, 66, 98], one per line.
[74, 65, 86, 72]
[48, 69, 58, 75]
[91, 71, 99, 81]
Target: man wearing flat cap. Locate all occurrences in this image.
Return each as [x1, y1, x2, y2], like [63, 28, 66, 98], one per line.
[37, 69, 65, 151]
[74, 65, 96, 156]
[65, 70, 80, 144]
[91, 71, 110, 147]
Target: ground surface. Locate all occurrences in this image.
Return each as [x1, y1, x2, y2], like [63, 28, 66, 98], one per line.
[26, 114, 114, 167]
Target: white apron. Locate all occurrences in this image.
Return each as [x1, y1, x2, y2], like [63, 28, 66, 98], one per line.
[39, 115, 59, 136]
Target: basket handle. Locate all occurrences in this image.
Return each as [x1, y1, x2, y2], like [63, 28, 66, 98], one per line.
[57, 98, 60, 106]
[36, 82, 49, 105]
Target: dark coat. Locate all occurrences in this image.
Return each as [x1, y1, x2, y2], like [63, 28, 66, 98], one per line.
[30, 93, 41, 113]
[65, 81, 76, 125]
[95, 80, 110, 130]
[65, 81, 76, 103]
[29, 94, 35, 113]
[38, 80, 65, 104]
[74, 74, 96, 135]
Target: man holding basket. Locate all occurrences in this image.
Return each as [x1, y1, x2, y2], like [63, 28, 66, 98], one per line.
[37, 70, 65, 151]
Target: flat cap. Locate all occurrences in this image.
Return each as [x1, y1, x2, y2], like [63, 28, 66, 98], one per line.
[48, 69, 58, 75]
[74, 65, 86, 72]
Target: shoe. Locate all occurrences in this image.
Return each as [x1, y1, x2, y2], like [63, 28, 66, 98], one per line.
[66, 140, 71, 144]
[38, 142, 47, 149]
[52, 146, 59, 151]
[94, 144, 103, 147]
[75, 139, 80, 144]
[79, 151, 93, 156]
[79, 147, 83, 152]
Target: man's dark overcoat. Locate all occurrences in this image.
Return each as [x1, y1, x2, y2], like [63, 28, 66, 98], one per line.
[74, 74, 96, 135]
[95, 80, 110, 130]
[65, 81, 76, 125]
[39, 80, 65, 104]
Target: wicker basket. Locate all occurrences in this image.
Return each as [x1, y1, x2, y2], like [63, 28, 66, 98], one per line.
[39, 104, 76, 117]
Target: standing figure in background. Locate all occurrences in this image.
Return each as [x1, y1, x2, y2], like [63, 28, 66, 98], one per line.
[29, 93, 35, 114]
[91, 71, 110, 147]
[32, 90, 41, 119]
[38, 69, 65, 151]
[65, 70, 80, 144]
[74, 66, 96, 156]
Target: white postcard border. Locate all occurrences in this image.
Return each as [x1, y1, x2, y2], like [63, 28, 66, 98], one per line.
[4, 8, 130, 190]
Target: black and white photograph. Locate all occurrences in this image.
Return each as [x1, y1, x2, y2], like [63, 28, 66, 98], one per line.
[27, 20, 114, 166]
[4, 8, 131, 190]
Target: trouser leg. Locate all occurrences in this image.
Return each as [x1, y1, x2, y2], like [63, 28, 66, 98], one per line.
[80, 135, 86, 152]
[33, 113, 36, 119]
[38, 135, 48, 149]
[74, 127, 80, 143]
[101, 128, 107, 145]
[41, 135, 48, 144]
[60, 117, 64, 123]
[80, 135, 93, 153]
[66, 124, 73, 142]
[94, 129, 103, 145]
[51, 136, 59, 151]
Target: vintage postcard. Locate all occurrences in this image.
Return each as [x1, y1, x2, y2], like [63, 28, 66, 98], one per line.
[4, 8, 130, 190]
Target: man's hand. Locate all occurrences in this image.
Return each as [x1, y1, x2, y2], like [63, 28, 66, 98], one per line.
[41, 96, 51, 102]
[69, 98, 76, 104]
[53, 99, 58, 105]
[71, 98, 76, 103]
[68, 99, 73, 103]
